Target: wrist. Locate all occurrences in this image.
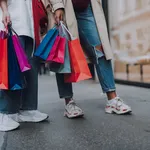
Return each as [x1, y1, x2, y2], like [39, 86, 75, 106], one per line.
[2, 10, 9, 14]
[55, 8, 64, 12]
[0, 1, 8, 13]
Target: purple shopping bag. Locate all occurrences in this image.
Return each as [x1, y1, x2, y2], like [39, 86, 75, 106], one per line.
[12, 35, 31, 72]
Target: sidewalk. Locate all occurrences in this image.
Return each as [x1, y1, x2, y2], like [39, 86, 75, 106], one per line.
[0, 75, 150, 150]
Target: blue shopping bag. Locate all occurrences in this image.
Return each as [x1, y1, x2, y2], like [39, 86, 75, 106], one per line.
[34, 27, 58, 60]
[8, 26, 26, 90]
[50, 25, 71, 73]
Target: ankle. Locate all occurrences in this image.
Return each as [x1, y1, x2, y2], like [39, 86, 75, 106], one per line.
[65, 98, 72, 105]
[107, 92, 117, 100]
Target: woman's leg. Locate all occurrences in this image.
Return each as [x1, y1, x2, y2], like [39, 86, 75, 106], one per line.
[75, 4, 131, 114]
[0, 91, 21, 114]
[56, 72, 84, 118]
[18, 36, 48, 122]
[56, 74, 73, 103]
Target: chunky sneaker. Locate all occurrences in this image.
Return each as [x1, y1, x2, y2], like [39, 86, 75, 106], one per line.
[18, 110, 48, 123]
[105, 97, 132, 115]
[64, 100, 84, 118]
[0, 113, 20, 132]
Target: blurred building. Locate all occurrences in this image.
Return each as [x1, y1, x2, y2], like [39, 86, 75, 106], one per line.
[108, 0, 150, 84]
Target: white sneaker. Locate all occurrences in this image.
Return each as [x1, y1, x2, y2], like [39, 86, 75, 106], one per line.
[0, 113, 20, 132]
[64, 100, 84, 118]
[18, 110, 48, 123]
[105, 97, 132, 115]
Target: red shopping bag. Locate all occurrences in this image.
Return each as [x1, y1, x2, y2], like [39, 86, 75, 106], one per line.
[0, 35, 8, 89]
[64, 39, 92, 82]
[47, 36, 66, 64]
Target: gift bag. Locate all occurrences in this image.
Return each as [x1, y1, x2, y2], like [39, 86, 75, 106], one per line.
[47, 36, 61, 61]
[12, 34, 31, 72]
[47, 35, 66, 64]
[8, 27, 26, 90]
[65, 39, 92, 82]
[0, 31, 8, 89]
[50, 24, 71, 73]
[52, 37, 66, 64]
[34, 27, 58, 60]
[50, 40, 71, 73]
[60, 23, 92, 82]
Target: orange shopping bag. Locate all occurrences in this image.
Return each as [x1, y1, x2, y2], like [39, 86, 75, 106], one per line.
[61, 23, 92, 83]
[0, 31, 8, 89]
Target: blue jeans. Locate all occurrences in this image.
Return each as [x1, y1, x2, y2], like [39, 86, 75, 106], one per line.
[56, 4, 116, 98]
[0, 36, 38, 114]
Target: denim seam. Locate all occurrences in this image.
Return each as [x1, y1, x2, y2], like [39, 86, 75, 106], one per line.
[60, 95, 73, 99]
[0, 111, 19, 114]
[103, 88, 116, 93]
[20, 108, 37, 111]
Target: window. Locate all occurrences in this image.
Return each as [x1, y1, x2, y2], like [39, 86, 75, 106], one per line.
[136, 0, 143, 9]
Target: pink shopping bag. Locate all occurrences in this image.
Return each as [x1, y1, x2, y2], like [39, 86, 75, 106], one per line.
[12, 35, 31, 72]
[52, 36, 66, 64]
[47, 35, 66, 64]
[47, 36, 61, 61]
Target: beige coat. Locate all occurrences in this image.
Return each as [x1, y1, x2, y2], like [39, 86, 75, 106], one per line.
[43, 0, 113, 60]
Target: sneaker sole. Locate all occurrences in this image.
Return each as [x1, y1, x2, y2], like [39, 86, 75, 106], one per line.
[0, 124, 20, 132]
[64, 112, 84, 119]
[18, 115, 49, 123]
[105, 109, 132, 115]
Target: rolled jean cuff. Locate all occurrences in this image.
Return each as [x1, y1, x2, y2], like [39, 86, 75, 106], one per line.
[0, 111, 19, 114]
[102, 88, 116, 93]
[20, 107, 38, 111]
[59, 95, 73, 99]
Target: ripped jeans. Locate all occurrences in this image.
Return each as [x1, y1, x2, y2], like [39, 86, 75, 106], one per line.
[56, 4, 116, 98]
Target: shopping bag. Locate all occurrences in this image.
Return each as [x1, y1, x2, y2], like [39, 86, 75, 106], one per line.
[52, 37, 66, 64]
[0, 31, 8, 89]
[47, 36, 61, 61]
[47, 35, 66, 64]
[59, 22, 92, 82]
[34, 27, 58, 60]
[8, 27, 26, 90]
[50, 24, 71, 73]
[12, 35, 31, 72]
[64, 39, 92, 82]
[0, 30, 7, 39]
[50, 40, 71, 73]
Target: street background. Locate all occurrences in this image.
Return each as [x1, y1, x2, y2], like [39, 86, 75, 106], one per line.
[109, 0, 150, 83]
[0, 75, 150, 150]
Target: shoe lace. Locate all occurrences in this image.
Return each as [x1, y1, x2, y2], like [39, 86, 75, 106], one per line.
[116, 97, 124, 107]
[68, 100, 80, 112]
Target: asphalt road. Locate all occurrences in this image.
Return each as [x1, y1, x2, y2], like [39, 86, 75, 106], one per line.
[0, 75, 150, 150]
